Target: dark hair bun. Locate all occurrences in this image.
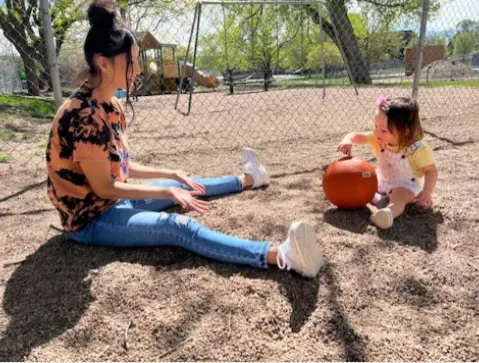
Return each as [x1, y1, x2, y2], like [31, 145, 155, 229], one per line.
[87, 0, 117, 30]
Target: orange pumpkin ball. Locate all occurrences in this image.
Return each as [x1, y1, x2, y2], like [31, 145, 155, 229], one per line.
[322, 156, 378, 209]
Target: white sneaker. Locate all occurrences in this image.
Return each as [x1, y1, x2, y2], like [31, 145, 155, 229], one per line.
[243, 146, 270, 188]
[370, 208, 394, 229]
[277, 221, 324, 278]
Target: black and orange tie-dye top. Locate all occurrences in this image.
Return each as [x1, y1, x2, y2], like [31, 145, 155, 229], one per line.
[46, 86, 130, 232]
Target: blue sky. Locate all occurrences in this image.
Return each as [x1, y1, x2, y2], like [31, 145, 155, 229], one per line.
[0, 0, 477, 31]
[1, 0, 478, 51]
[427, 0, 479, 32]
[349, 0, 478, 33]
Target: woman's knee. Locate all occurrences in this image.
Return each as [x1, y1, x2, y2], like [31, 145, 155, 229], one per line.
[169, 213, 192, 226]
[160, 213, 200, 234]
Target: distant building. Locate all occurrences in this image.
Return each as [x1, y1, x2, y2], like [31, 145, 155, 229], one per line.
[405, 45, 446, 76]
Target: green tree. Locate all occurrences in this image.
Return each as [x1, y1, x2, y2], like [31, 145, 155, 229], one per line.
[456, 19, 479, 35]
[306, 42, 342, 69]
[196, 0, 442, 85]
[198, 5, 307, 76]
[0, 0, 83, 96]
[305, 0, 441, 84]
[353, 6, 405, 66]
[117, 0, 195, 33]
[196, 34, 223, 70]
[453, 31, 477, 59]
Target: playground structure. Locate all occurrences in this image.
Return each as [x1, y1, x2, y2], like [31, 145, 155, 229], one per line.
[134, 31, 219, 96]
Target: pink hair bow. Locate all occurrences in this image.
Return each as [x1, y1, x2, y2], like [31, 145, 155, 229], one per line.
[377, 96, 388, 106]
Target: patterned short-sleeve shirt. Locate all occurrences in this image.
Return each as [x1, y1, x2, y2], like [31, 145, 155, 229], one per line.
[46, 86, 129, 232]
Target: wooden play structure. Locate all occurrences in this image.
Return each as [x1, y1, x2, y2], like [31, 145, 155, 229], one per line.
[134, 31, 219, 96]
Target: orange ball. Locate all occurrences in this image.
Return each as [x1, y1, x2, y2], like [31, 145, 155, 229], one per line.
[322, 156, 378, 209]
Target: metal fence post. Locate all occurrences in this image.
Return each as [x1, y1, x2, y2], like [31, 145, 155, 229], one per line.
[412, 0, 430, 99]
[175, 3, 199, 111]
[188, 1, 203, 115]
[39, 0, 63, 107]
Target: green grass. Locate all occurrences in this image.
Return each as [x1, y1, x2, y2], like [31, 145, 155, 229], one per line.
[373, 66, 405, 74]
[357, 79, 479, 88]
[0, 133, 13, 141]
[0, 111, 14, 122]
[37, 139, 48, 148]
[420, 79, 479, 88]
[0, 154, 13, 163]
[0, 95, 57, 120]
[230, 77, 479, 91]
[31, 150, 45, 157]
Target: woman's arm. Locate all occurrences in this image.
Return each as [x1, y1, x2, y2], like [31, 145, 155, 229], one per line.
[128, 161, 177, 180]
[128, 161, 205, 194]
[81, 160, 173, 199]
[79, 160, 208, 213]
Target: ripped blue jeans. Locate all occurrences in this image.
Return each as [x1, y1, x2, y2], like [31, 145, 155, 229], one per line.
[65, 176, 271, 269]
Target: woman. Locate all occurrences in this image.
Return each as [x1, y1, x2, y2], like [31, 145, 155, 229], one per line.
[46, 0, 324, 278]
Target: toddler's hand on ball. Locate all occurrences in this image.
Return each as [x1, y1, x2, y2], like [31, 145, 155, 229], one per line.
[337, 143, 352, 155]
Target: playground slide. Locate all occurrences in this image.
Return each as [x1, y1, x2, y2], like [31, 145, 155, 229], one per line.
[178, 61, 220, 88]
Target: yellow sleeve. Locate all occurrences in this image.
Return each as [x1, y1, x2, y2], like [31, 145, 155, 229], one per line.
[365, 131, 379, 157]
[411, 144, 434, 170]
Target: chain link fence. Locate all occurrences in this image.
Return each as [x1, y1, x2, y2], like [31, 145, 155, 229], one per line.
[0, 0, 478, 174]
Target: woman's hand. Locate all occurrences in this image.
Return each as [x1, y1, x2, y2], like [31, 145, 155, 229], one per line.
[168, 187, 209, 214]
[171, 170, 206, 195]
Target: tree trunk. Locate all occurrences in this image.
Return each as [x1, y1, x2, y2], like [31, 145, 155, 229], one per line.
[0, 1, 79, 96]
[327, 0, 371, 84]
[263, 65, 273, 91]
[306, 1, 372, 84]
[40, 69, 53, 91]
[0, 16, 40, 95]
[38, 40, 54, 91]
[20, 51, 41, 96]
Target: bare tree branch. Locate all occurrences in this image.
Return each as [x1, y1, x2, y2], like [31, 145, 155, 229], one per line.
[6, 0, 20, 27]
[358, 0, 408, 8]
[26, 1, 35, 22]
[135, 7, 150, 31]
[151, 13, 168, 32]
[273, 19, 303, 62]
[242, 6, 262, 24]
[128, 0, 176, 8]
[304, 5, 337, 46]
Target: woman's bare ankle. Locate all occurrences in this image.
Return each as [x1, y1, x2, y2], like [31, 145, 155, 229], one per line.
[241, 174, 254, 189]
[267, 246, 279, 265]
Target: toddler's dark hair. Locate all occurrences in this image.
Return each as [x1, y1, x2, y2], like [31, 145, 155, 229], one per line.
[380, 97, 423, 146]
